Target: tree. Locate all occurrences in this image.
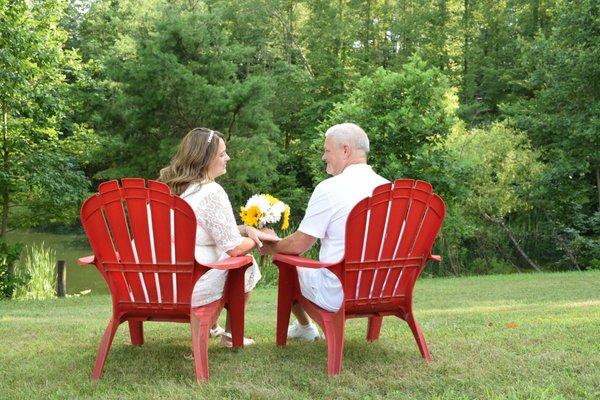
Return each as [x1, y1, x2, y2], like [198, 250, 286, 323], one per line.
[0, 0, 91, 238]
[322, 56, 456, 180]
[444, 122, 545, 271]
[77, 0, 285, 208]
[502, 0, 600, 269]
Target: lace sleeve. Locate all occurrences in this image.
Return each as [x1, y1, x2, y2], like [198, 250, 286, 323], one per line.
[193, 185, 243, 253]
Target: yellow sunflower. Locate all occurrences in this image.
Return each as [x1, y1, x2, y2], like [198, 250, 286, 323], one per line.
[240, 205, 262, 228]
[264, 193, 279, 205]
[281, 205, 290, 230]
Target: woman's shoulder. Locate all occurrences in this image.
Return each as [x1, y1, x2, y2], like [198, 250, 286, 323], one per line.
[180, 182, 201, 199]
[204, 181, 226, 195]
[181, 181, 227, 199]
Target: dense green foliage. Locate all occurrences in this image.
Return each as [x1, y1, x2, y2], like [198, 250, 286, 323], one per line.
[0, 238, 23, 298]
[0, 0, 94, 237]
[1, 0, 598, 274]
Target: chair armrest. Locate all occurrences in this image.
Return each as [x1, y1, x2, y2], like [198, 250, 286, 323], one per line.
[429, 255, 442, 262]
[200, 255, 254, 270]
[77, 255, 95, 266]
[272, 253, 337, 269]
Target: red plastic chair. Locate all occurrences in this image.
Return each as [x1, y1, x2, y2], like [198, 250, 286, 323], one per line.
[78, 178, 253, 383]
[273, 179, 446, 376]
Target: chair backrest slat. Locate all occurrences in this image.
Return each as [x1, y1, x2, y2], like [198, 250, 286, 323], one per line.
[149, 186, 177, 303]
[81, 195, 134, 302]
[98, 181, 145, 303]
[171, 187, 196, 306]
[80, 179, 197, 309]
[122, 178, 159, 303]
[357, 183, 393, 300]
[386, 181, 431, 299]
[344, 179, 446, 308]
[344, 197, 369, 301]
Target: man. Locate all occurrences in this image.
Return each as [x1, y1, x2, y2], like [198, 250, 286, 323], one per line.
[261, 123, 388, 340]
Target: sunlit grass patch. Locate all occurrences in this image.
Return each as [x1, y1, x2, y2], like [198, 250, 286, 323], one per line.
[1, 270, 599, 399]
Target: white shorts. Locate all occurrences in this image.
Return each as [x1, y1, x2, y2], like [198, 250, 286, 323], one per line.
[297, 267, 343, 312]
[191, 256, 261, 307]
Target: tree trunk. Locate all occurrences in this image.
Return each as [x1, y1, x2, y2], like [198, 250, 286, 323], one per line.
[461, 0, 470, 103]
[543, 210, 582, 271]
[364, 0, 371, 54]
[596, 163, 600, 211]
[441, 235, 461, 275]
[531, 0, 539, 35]
[286, 2, 293, 65]
[437, 0, 449, 71]
[1, 106, 9, 240]
[1, 187, 7, 240]
[336, 0, 344, 93]
[554, 232, 582, 271]
[475, 234, 493, 271]
[484, 213, 542, 272]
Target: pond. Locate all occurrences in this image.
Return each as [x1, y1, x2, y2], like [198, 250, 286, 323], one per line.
[5, 230, 108, 295]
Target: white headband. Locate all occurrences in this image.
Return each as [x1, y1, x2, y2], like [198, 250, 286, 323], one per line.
[207, 130, 214, 143]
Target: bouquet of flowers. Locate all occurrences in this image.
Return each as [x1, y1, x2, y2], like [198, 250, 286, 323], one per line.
[240, 194, 290, 230]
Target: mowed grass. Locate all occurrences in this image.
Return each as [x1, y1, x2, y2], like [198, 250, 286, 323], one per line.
[1, 271, 599, 399]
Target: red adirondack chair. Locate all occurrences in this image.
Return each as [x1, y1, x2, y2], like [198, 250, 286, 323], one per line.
[273, 179, 446, 376]
[78, 178, 253, 383]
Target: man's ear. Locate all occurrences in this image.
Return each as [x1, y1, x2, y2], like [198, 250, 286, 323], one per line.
[343, 144, 351, 158]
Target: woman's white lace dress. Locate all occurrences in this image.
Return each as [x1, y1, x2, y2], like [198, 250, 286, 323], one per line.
[181, 182, 261, 307]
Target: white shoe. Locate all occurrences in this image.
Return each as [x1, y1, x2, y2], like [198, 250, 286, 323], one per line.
[287, 320, 321, 341]
[210, 325, 225, 338]
[219, 332, 256, 348]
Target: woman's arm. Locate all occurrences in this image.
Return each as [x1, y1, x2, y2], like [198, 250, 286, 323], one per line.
[227, 224, 281, 257]
[240, 225, 281, 248]
[226, 237, 256, 257]
[237, 225, 248, 236]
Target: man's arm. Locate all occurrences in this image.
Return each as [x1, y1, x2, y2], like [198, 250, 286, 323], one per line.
[261, 230, 317, 256]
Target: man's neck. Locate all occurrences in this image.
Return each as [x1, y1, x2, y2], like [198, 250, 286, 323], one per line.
[341, 159, 367, 173]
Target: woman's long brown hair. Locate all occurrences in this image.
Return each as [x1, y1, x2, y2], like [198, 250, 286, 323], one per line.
[158, 127, 224, 195]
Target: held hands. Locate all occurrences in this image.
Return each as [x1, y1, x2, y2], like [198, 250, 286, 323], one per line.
[259, 241, 276, 255]
[245, 226, 281, 248]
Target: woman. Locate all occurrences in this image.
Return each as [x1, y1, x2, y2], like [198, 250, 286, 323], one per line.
[159, 127, 278, 346]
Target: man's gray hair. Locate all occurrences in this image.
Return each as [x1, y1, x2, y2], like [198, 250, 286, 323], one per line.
[325, 123, 370, 154]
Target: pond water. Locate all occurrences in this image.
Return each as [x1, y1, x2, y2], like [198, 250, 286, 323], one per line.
[5, 230, 108, 295]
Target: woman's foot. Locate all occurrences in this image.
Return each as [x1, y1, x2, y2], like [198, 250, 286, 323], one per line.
[219, 332, 255, 348]
[210, 325, 226, 338]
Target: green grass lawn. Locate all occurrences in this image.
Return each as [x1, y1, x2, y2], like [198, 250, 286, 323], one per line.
[1, 271, 599, 399]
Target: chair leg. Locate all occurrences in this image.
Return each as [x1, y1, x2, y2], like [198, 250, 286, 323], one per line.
[190, 311, 212, 383]
[367, 316, 383, 342]
[322, 311, 345, 377]
[405, 312, 432, 362]
[128, 321, 144, 346]
[275, 265, 294, 347]
[91, 318, 120, 380]
[226, 268, 246, 349]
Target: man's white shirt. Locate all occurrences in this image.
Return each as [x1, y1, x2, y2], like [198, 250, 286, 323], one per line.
[297, 163, 389, 311]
